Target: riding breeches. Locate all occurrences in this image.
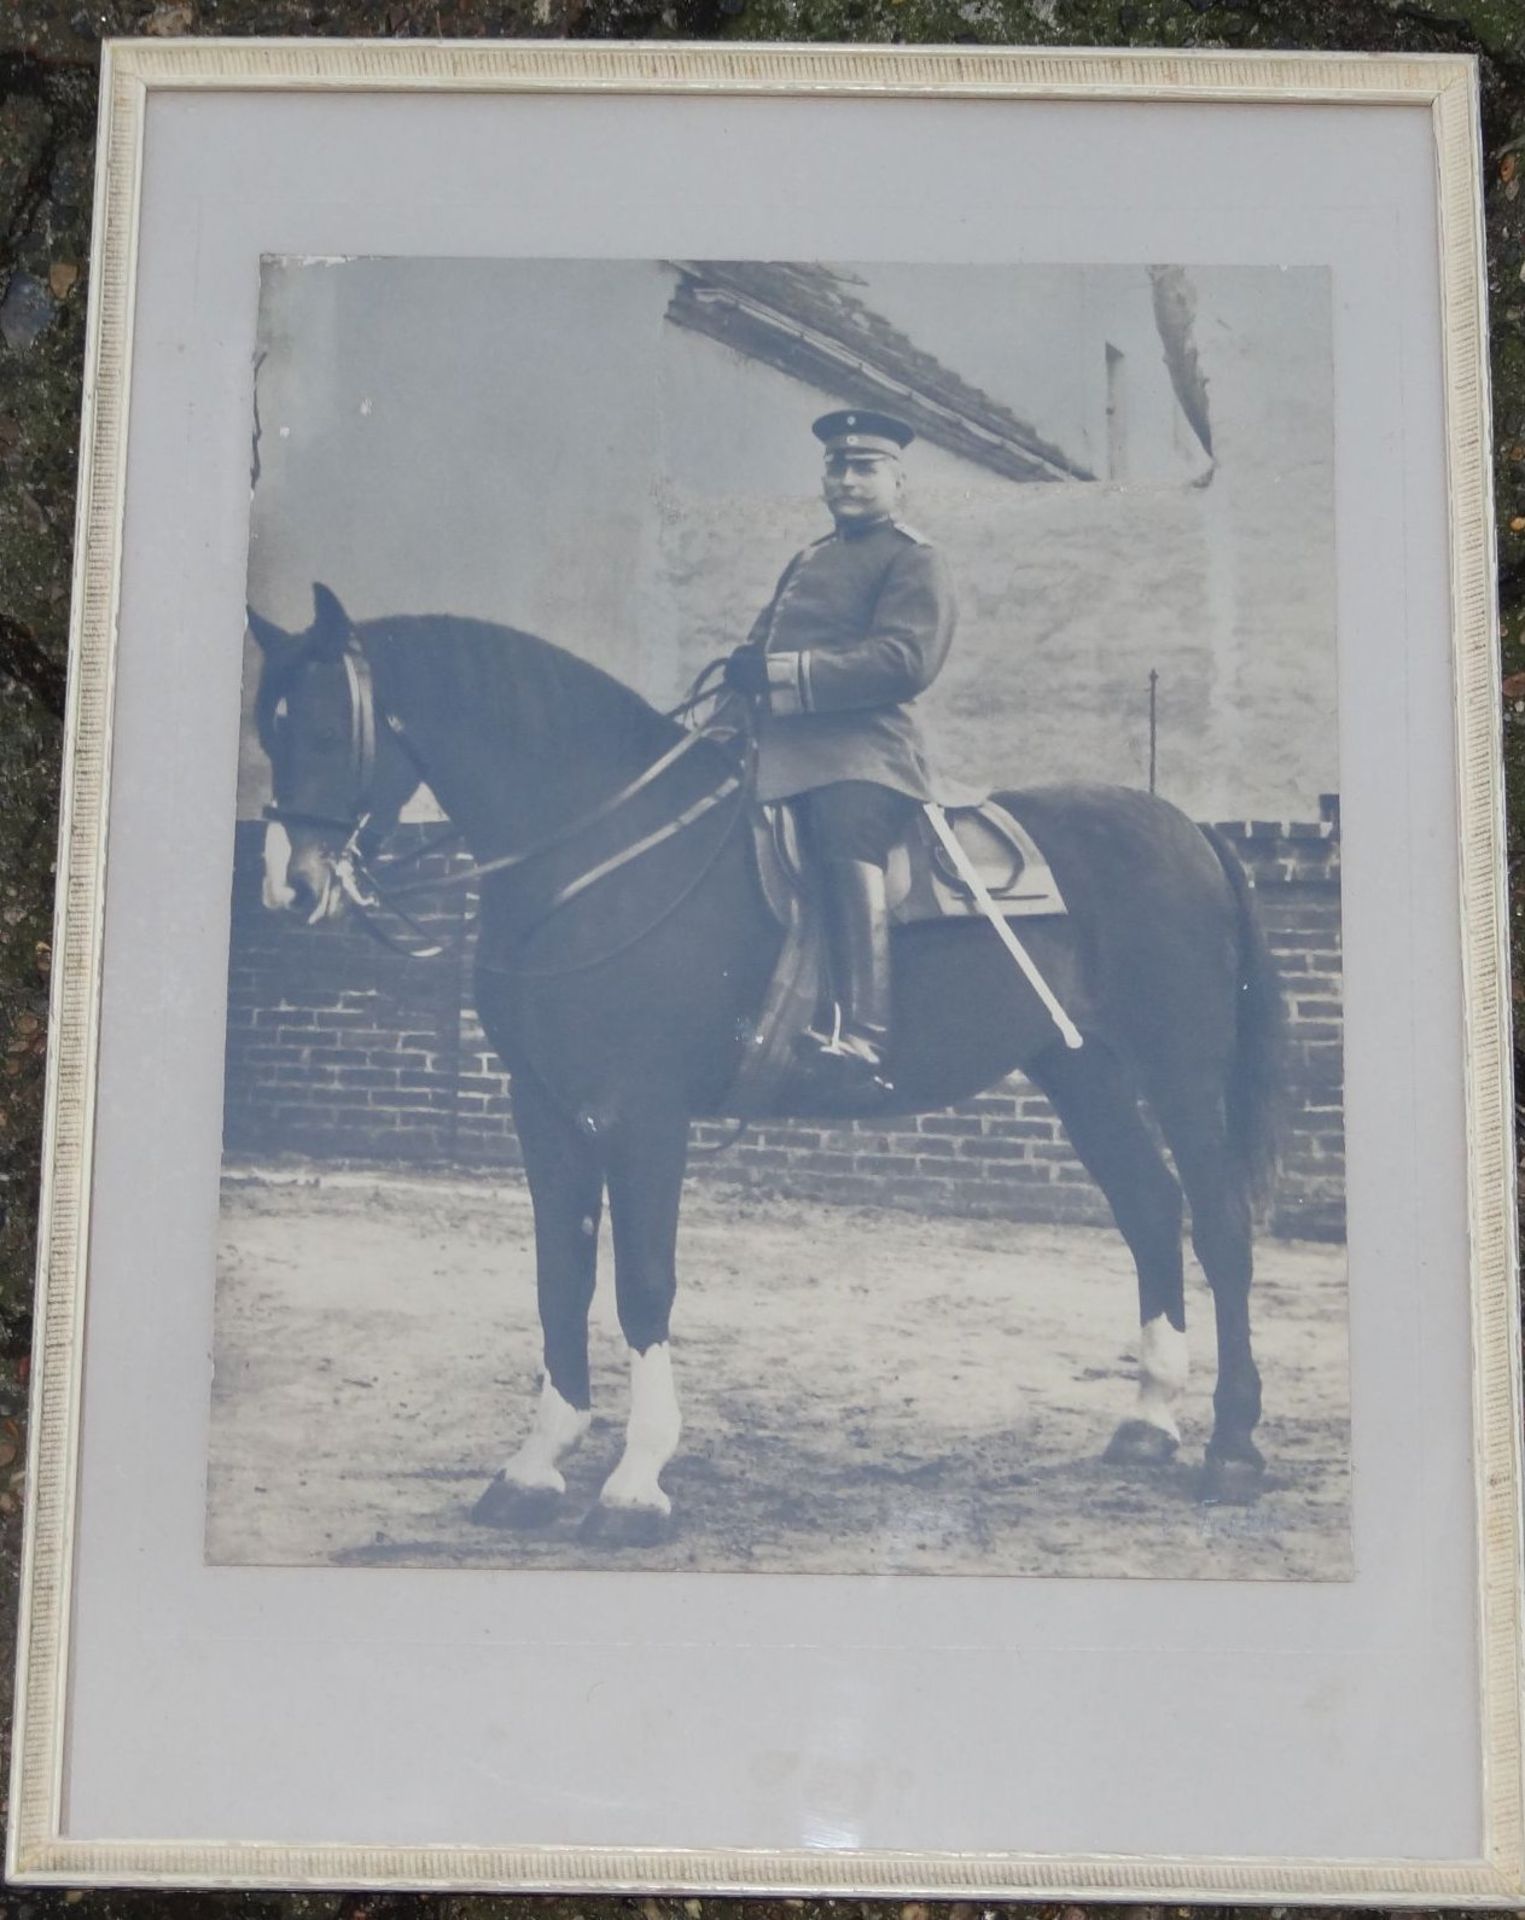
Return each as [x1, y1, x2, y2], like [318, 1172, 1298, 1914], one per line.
[800, 781, 920, 871]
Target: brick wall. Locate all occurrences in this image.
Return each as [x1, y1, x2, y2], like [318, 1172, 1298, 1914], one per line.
[224, 839, 484, 1168]
[223, 806, 1343, 1240]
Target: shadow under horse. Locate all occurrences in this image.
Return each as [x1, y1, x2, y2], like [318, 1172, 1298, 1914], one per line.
[249, 585, 1287, 1543]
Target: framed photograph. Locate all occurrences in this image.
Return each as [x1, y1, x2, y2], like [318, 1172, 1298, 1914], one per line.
[9, 37, 1519, 1901]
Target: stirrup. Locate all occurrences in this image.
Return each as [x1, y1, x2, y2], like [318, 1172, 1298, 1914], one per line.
[797, 1006, 894, 1093]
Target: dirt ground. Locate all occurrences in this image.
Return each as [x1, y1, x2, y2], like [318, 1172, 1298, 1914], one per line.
[207, 1170, 1352, 1580]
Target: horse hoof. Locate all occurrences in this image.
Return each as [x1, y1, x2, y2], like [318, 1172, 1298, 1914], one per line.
[1104, 1419, 1180, 1467]
[471, 1473, 563, 1530]
[579, 1503, 674, 1548]
[1199, 1450, 1266, 1506]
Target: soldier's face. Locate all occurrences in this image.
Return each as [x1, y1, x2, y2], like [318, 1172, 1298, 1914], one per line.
[823, 451, 902, 527]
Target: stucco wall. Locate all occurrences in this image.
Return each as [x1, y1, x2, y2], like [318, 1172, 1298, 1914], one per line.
[242, 257, 1336, 820]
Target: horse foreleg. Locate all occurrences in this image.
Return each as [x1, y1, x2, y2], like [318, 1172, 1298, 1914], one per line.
[582, 1104, 689, 1544]
[473, 1070, 604, 1529]
[1028, 1041, 1189, 1465]
[495, 1372, 594, 1504]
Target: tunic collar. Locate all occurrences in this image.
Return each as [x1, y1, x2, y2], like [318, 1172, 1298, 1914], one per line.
[832, 512, 895, 541]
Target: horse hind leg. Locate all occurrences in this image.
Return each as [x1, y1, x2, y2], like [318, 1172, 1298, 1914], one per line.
[1159, 1094, 1265, 1504]
[473, 1071, 603, 1529]
[580, 1103, 689, 1546]
[1027, 1041, 1189, 1467]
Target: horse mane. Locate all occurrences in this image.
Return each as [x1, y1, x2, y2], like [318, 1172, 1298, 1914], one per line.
[361, 613, 680, 770]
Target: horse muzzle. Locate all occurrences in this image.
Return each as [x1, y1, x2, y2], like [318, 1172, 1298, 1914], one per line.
[262, 819, 347, 923]
[293, 862, 348, 924]
[261, 818, 297, 912]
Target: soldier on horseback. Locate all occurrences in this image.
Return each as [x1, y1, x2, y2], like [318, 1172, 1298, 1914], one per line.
[724, 409, 958, 1094]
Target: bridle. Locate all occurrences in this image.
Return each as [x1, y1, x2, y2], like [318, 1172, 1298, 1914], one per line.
[261, 637, 451, 955]
[262, 642, 382, 840]
[263, 635, 752, 968]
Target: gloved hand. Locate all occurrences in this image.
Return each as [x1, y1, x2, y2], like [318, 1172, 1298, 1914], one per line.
[723, 646, 770, 699]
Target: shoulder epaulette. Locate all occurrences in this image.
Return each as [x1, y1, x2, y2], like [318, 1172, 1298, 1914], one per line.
[807, 530, 838, 548]
[890, 520, 931, 545]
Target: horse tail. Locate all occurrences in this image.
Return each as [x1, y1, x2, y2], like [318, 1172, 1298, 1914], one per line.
[1198, 824, 1287, 1207]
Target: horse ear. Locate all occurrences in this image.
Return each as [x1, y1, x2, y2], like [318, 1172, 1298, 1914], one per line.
[247, 606, 293, 655]
[311, 582, 353, 658]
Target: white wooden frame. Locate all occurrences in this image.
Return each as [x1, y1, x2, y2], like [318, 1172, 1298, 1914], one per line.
[7, 38, 1518, 1900]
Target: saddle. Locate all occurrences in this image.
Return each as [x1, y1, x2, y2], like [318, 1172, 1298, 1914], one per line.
[729, 799, 1069, 1116]
[752, 797, 1067, 929]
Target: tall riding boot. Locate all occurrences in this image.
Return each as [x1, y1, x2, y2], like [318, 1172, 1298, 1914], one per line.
[803, 858, 894, 1094]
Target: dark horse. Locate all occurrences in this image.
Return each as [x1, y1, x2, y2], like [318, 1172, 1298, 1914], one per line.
[249, 585, 1286, 1541]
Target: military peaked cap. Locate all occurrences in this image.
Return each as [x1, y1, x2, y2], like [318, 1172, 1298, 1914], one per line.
[811, 409, 916, 457]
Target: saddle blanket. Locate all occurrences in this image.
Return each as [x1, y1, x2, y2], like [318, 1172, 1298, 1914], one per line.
[753, 797, 1068, 927]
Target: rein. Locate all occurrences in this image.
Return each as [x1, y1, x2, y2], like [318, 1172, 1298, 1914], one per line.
[371, 719, 739, 904]
[267, 636, 752, 967]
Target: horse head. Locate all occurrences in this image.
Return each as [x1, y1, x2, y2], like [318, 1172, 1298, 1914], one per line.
[247, 583, 420, 923]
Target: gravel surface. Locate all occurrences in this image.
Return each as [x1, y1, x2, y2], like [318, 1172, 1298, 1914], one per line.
[209, 1172, 1352, 1580]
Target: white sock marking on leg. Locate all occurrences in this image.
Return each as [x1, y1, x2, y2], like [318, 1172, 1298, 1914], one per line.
[500, 1374, 590, 1494]
[1135, 1314, 1189, 1441]
[599, 1343, 682, 1515]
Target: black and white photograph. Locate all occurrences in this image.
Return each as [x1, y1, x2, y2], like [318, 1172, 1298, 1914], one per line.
[213, 255, 1349, 1580]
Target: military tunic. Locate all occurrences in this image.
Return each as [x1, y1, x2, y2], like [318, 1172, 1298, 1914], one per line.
[745, 517, 957, 805]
